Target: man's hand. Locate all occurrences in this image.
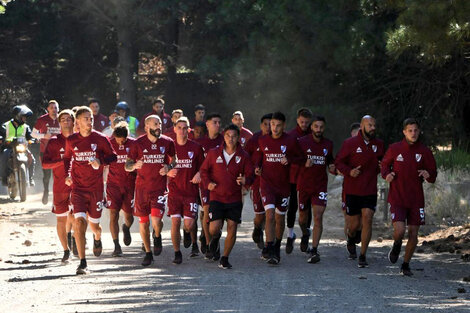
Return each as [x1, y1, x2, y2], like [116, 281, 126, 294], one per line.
[305, 159, 314, 168]
[190, 172, 201, 184]
[134, 160, 143, 170]
[208, 182, 217, 191]
[280, 157, 288, 165]
[328, 164, 336, 174]
[350, 165, 361, 178]
[385, 172, 395, 183]
[236, 174, 246, 186]
[418, 170, 430, 180]
[44, 133, 52, 140]
[255, 167, 262, 176]
[160, 164, 170, 176]
[65, 176, 72, 186]
[89, 157, 100, 170]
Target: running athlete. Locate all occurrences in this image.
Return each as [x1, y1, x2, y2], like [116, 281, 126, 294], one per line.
[89, 98, 109, 132]
[382, 118, 437, 276]
[64, 106, 117, 275]
[245, 113, 272, 253]
[42, 109, 75, 263]
[125, 115, 176, 266]
[255, 112, 305, 265]
[163, 109, 183, 140]
[285, 108, 313, 254]
[231, 111, 253, 148]
[200, 124, 254, 269]
[32, 100, 61, 204]
[297, 116, 335, 263]
[195, 113, 223, 256]
[190, 104, 205, 128]
[138, 98, 172, 135]
[106, 122, 136, 257]
[335, 115, 384, 268]
[163, 116, 204, 263]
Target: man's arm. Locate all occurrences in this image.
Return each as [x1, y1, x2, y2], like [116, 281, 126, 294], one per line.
[42, 139, 62, 169]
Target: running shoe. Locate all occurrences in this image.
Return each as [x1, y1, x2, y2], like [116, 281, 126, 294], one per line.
[190, 243, 199, 258]
[307, 251, 320, 264]
[300, 234, 310, 253]
[285, 233, 296, 254]
[112, 244, 123, 257]
[173, 251, 183, 264]
[266, 245, 278, 265]
[218, 256, 232, 269]
[153, 235, 162, 256]
[274, 241, 281, 264]
[61, 250, 70, 263]
[388, 240, 402, 264]
[400, 262, 413, 276]
[76, 260, 88, 275]
[122, 223, 132, 246]
[142, 252, 154, 266]
[261, 246, 269, 260]
[358, 254, 369, 268]
[209, 236, 221, 261]
[183, 230, 191, 249]
[347, 236, 357, 260]
[199, 233, 207, 254]
[93, 235, 102, 257]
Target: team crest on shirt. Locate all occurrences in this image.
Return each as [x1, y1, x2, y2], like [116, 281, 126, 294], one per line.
[119, 145, 124, 150]
[323, 148, 328, 156]
[126, 147, 130, 153]
[241, 137, 246, 144]
[91, 144, 97, 151]
[101, 120, 105, 126]
[356, 147, 362, 153]
[280, 145, 286, 153]
[151, 144, 157, 150]
[415, 154, 422, 162]
[372, 145, 377, 153]
[235, 156, 241, 164]
[188, 151, 194, 159]
[163, 118, 167, 124]
[299, 203, 304, 209]
[160, 146, 165, 153]
[396, 154, 404, 162]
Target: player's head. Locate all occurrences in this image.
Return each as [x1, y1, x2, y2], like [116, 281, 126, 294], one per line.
[206, 113, 221, 136]
[260, 113, 272, 135]
[47, 100, 59, 117]
[58, 109, 74, 133]
[350, 122, 360, 137]
[360, 115, 376, 140]
[311, 115, 326, 139]
[402, 118, 420, 144]
[174, 116, 190, 140]
[296, 108, 313, 132]
[193, 121, 206, 139]
[145, 114, 162, 138]
[270, 111, 286, 138]
[231, 111, 244, 129]
[194, 104, 205, 121]
[171, 109, 183, 125]
[75, 106, 93, 133]
[223, 124, 240, 148]
[88, 98, 100, 115]
[113, 121, 129, 144]
[152, 98, 165, 114]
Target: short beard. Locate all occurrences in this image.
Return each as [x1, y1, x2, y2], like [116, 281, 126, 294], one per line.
[313, 132, 323, 139]
[150, 128, 161, 139]
[363, 129, 375, 140]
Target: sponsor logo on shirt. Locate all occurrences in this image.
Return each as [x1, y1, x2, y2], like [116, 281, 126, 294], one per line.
[235, 156, 241, 164]
[415, 154, 422, 162]
[396, 154, 404, 162]
[188, 151, 194, 159]
[372, 144, 377, 153]
[356, 147, 362, 153]
[216, 156, 223, 163]
[91, 144, 97, 151]
[280, 145, 286, 153]
[307, 154, 325, 165]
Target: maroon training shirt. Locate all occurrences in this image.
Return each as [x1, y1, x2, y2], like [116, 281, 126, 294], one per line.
[287, 125, 310, 184]
[335, 131, 384, 196]
[63, 130, 117, 193]
[34, 114, 61, 153]
[108, 137, 137, 187]
[93, 113, 108, 132]
[42, 134, 71, 194]
[297, 136, 334, 193]
[138, 111, 172, 135]
[195, 133, 224, 157]
[128, 134, 176, 192]
[381, 139, 437, 208]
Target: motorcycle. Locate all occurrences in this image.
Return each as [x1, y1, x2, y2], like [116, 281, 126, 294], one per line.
[5, 137, 31, 201]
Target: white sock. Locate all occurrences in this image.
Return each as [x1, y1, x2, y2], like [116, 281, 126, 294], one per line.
[287, 228, 294, 238]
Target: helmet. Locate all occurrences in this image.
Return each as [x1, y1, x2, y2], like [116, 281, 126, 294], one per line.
[115, 101, 130, 116]
[12, 105, 33, 125]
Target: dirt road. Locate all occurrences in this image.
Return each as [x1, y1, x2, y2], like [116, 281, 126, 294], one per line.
[0, 186, 469, 313]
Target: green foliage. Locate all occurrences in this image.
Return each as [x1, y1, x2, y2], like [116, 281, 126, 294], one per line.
[434, 149, 470, 171]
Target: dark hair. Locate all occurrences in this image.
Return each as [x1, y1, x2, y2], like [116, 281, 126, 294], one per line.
[194, 121, 207, 133]
[260, 113, 273, 123]
[75, 106, 92, 119]
[206, 113, 221, 121]
[88, 98, 99, 105]
[350, 122, 360, 132]
[297, 107, 313, 119]
[153, 98, 165, 106]
[224, 124, 240, 136]
[194, 104, 205, 111]
[403, 118, 420, 129]
[113, 122, 129, 138]
[312, 115, 326, 123]
[271, 111, 286, 122]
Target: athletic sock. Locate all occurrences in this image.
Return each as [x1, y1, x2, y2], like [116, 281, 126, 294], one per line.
[113, 239, 120, 247]
[311, 247, 317, 254]
[79, 259, 87, 268]
[287, 228, 294, 238]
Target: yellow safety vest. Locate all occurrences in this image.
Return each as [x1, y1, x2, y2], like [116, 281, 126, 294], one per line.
[128, 116, 137, 137]
[5, 121, 26, 142]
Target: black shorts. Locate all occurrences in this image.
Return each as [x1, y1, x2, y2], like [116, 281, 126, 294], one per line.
[209, 201, 242, 224]
[345, 194, 377, 216]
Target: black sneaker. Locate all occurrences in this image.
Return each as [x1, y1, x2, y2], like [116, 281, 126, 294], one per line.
[252, 227, 264, 250]
[183, 230, 191, 248]
[400, 262, 413, 276]
[153, 235, 162, 256]
[93, 235, 102, 257]
[173, 251, 183, 264]
[274, 241, 281, 264]
[42, 188, 48, 205]
[142, 252, 154, 266]
[354, 229, 362, 244]
[112, 244, 123, 257]
[285, 233, 296, 254]
[76, 260, 88, 275]
[347, 236, 357, 260]
[261, 246, 269, 260]
[300, 234, 310, 253]
[307, 251, 320, 264]
[218, 256, 232, 269]
[72, 235, 78, 256]
[199, 233, 207, 254]
[122, 224, 132, 246]
[358, 254, 368, 268]
[190, 243, 199, 258]
[266, 245, 278, 265]
[209, 236, 221, 261]
[388, 240, 402, 264]
[61, 250, 70, 263]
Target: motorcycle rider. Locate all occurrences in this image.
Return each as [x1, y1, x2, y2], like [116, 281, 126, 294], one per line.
[115, 101, 139, 138]
[0, 105, 36, 186]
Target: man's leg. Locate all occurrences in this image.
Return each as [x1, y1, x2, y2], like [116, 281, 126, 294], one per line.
[346, 214, 361, 259]
[151, 215, 164, 256]
[89, 220, 103, 257]
[109, 209, 122, 256]
[253, 213, 265, 249]
[359, 208, 375, 256]
[311, 205, 326, 249]
[388, 221, 406, 264]
[285, 184, 297, 253]
[209, 218, 223, 260]
[74, 215, 88, 273]
[274, 211, 286, 263]
[223, 220, 238, 257]
[202, 205, 211, 249]
[139, 217, 154, 266]
[56, 216, 69, 251]
[401, 225, 419, 276]
[171, 216, 182, 252]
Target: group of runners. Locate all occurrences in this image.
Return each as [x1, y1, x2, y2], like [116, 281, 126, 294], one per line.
[31, 98, 437, 276]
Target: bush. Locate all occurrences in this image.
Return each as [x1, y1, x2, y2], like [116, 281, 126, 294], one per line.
[434, 149, 470, 171]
